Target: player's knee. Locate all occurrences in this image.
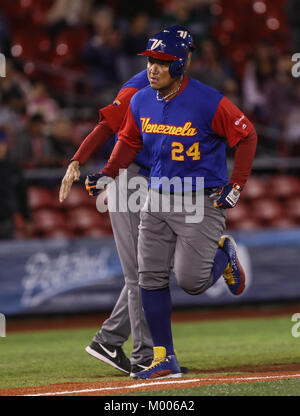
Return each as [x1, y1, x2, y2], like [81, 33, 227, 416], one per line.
[126, 282, 140, 296]
[176, 273, 212, 296]
[139, 272, 169, 291]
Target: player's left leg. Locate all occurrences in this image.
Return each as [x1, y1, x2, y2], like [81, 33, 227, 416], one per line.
[217, 234, 246, 295]
[133, 192, 182, 380]
[172, 193, 245, 295]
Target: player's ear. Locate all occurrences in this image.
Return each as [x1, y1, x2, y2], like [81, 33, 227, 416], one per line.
[185, 52, 192, 72]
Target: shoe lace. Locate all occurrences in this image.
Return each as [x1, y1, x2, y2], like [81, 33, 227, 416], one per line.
[223, 263, 236, 284]
[147, 356, 165, 370]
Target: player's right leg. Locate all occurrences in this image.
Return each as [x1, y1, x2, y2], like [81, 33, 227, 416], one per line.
[86, 285, 131, 374]
[86, 165, 153, 375]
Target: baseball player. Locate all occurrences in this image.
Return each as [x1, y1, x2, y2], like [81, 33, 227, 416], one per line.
[85, 28, 257, 379]
[59, 26, 194, 376]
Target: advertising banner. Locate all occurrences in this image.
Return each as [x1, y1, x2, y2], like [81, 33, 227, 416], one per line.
[1, 229, 300, 316]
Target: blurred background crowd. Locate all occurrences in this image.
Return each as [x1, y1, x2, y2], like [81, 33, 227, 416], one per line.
[0, 0, 300, 240]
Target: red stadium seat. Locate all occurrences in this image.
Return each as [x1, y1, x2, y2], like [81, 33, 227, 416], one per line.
[269, 217, 298, 229]
[235, 218, 262, 231]
[56, 186, 93, 210]
[33, 209, 66, 236]
[250, 198, 284, 225]
[66, 207, 112, 235]
[81, 228, 111, 238]
[98, 211, 113, 235]
[240, 177, 268, 201]
[55, 28, 89, 61]
[45, 228, 76, 239]
[226, 202, 249, 228]
[266, 175, 300, 200]
[285, 196, 300, 223]
[28, 186, 55, 211]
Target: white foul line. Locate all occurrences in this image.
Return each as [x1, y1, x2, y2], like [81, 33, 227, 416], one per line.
[22, 373, 300, 396]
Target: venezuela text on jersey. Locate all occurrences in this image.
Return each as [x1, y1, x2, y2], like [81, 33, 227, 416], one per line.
[140, 117, 198, 136]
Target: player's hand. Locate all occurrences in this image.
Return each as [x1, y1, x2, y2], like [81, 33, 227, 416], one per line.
[85, 172, 113, 196]
[213, 183, 242, 209]
[59, 161, 80, 203]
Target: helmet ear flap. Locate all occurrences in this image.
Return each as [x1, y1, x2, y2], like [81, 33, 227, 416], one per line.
[169, 58, 185, 78]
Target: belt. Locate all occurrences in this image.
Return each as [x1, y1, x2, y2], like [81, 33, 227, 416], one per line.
[204, 186, 221, 196]
[155, 186, 222, 196]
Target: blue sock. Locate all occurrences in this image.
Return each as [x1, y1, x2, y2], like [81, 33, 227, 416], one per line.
[140, 286, 174, 356]
[211, 247, 229, 285]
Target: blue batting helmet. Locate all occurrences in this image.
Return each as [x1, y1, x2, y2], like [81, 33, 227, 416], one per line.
[139, 29, 189, 78]
[166, 25, 195, 51]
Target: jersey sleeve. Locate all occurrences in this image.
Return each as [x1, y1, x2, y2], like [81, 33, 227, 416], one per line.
[99, 86, 139, 133]
[211, 96, 254, 148]
[102, 101, 143, 178]
[118, 103, 143, 149]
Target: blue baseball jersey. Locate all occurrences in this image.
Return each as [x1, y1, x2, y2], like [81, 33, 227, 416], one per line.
[119, 70, 152, 174]
[118, 75, 254, 190]
[99, 69, 151, 176]
[120, 69, 148, 92]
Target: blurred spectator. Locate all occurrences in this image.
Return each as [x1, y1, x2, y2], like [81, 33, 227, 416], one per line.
[264, 54, 297, 125]
[119, 12, 150, 81]
[159, 0, 215, 48]
[222, 78, 241, 107]
[112, 0, 159, 20]
[123, 12, 150, 54]
[0, 59, 29, 138]
[189, 38, 235, 91]
[26, 81, 60, 123]
[282, 84, 300, 156]
[9, 113, 49, 169]
[81, 5, 122, 92]
[45, 0, 94, 40]
[264, 55, 300, 155]
[0, 11, 11, 56]
[0, 58, 32, 99]
[286, 0, 300, 53]
[0, 86, 26, 135]
[0, 129, 32, 239]
[43, 116, 77, 167]
[242, 42, 277, 122]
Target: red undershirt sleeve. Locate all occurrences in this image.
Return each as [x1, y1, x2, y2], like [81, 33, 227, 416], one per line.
[230, 129, 257, 188]
[70, 87, 138, 165]
[211, 96, 257, 188]
[71, 119, 113, 165]
[102, 106, 143, 178]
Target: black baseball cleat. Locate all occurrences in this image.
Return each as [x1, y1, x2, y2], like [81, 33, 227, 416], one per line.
[85, 341, 131, 374]
[180, 366, 189, 374]
[130, 359, 153, 377]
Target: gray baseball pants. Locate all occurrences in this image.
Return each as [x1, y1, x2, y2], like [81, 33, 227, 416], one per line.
[94, 164, 153, 365]
[138, 189, 227, 293]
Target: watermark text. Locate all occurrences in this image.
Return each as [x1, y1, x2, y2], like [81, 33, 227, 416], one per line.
[0, 313, 6, 337]
[0, 53, 6, 77]
[96, 170, 206, 223]
[291, 313, 300, 338]
[291, 53, 300, 78]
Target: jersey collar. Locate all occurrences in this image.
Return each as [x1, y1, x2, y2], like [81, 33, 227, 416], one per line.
[165, 75, 189, 102]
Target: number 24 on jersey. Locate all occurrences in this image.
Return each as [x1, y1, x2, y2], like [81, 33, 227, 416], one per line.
[171, 141, 201, 161]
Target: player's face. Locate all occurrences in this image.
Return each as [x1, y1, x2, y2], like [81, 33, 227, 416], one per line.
[147, 57, 176, 91]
